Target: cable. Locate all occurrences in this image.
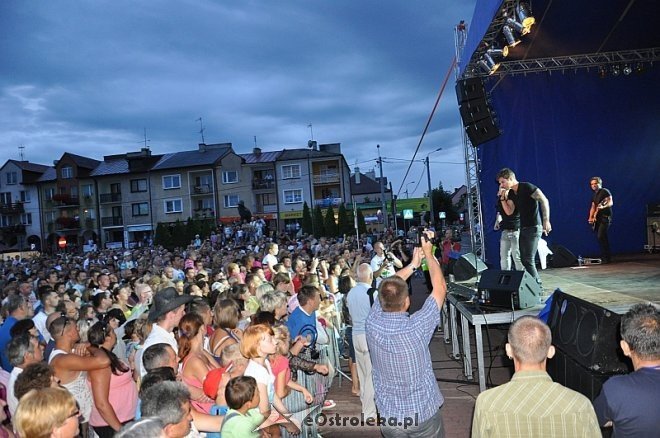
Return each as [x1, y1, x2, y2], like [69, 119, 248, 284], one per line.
[396, 57, 457, 198]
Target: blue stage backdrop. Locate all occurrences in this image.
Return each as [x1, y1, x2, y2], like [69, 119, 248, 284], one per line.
[477, 67, 660, 265]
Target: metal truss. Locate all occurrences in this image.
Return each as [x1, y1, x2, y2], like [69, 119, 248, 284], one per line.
[473, 47, 660, 77]
[455, 22, 486, 259]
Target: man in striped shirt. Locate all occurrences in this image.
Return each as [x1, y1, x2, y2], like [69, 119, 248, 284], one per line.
[472, 316, 601, 437]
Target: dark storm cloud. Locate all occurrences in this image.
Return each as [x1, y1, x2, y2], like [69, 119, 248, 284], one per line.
[0, 0, 476, 192]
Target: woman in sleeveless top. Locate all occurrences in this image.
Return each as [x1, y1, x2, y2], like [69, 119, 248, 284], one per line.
[178, 313, 221, 413]
[209, 298, 243, 357]
[87, 321, 138, 437]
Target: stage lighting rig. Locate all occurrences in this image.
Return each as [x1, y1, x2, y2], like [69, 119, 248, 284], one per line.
[611, 65, 621, 76]
[502, 25, 521, 48]
[516, 2, 535, 31]
[623, 64, 632, 75]
[478, 53, 501, 75]
[506, 17, 530, 36]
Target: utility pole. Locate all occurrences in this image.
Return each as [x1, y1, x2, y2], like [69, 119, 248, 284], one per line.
[390, 182, 398, 235]
[377, 144, 389, 229]
[426, 156, 434, 228]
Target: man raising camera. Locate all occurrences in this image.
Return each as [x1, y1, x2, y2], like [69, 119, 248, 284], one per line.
[370, 241, 403, 287]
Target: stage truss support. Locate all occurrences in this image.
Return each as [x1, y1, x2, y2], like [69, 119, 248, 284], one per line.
[455, 22, 486, 259]
[470, 47, 660, 77]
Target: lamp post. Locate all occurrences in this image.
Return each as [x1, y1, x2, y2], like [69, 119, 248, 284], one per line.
[405, 181, 416, 199]
[425, 147, 443, 228]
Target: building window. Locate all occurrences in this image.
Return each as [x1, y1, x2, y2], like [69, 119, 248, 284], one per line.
[0, 193, 11, 205]
[260, 192, 277, 206]
[6, 172, 18, 185]
[223, 195, 239, 208]
[163, 175, 181, 190]
[132, 203, 149, 216]
[283, 189, 303, 204]
[130, 179, 147, 192]
[164, 199, 183, 214]
[222, 170, 238, 184]
[61, 167, 73, 179]
[281, 164, 301, 179]
[83, 209, 96, 220]
[19, 191, 30, 203]
[45, 211, 55, 223]
[82, 184, 94, 197]
[196, 198, 214, 210]
[45, 188, 55, 201]
[0, 216, 10, 227]
[20, 213, 32, 225]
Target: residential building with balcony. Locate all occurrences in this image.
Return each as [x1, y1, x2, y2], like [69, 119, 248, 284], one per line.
[36, 153, 100, 253]
[350, 168, 394, 229]
[276, 142, 351, 233]
[0, 160, 49, 251]
[89, 148, 163, 249]
[239, 148, 282, 231]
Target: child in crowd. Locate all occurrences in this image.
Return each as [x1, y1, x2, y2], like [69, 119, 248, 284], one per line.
[241, 324, 299, 437]
[271, 325, 314, 403]
[220, 376, 263, 438]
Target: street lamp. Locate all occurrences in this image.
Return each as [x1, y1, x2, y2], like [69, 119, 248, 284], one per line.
[405, 181, 416, 199]
[425, 147, 443, 227]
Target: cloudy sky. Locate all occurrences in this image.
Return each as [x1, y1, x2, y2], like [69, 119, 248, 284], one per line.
[0, 0, 476, 197]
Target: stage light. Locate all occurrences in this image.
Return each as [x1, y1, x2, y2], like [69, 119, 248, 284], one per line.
[598, 65, 607, 79]
[506, 18, 530, 36]
[623, 64, 632, 75]
[635, 63, 645, 74]
[478, 53, 500, 75]
[487, 48, 506, 59]
[611, 65, 621, 77]
[502, 25, 521, 47]
[516, 3, 535, 31]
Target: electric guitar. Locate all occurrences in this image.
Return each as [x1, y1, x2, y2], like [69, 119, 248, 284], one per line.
[591, 198, 609, 231]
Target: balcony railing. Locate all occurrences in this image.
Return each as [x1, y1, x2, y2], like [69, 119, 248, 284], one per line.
[54, 217, 80, 230]
[0, 202, 24, 215]
[101, 216, 123, 227]
[255, 204, 278, 214]
[99, 193, 122, 203]
[193, 185, 212, 195]
[312, 173, 340, 184]
[252, 178, 276, 190]
[313, 197, 343, 208]
[51, 194, 80, 206]
[0, 224, 26, 234]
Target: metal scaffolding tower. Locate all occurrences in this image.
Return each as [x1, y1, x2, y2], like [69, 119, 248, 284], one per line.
[454, 21, 486, 258]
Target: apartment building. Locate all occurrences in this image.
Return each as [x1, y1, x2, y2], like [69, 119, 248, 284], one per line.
[276, 142, 351, 233]
[0, 160, 49, 251]
[239, 147, 281, 231]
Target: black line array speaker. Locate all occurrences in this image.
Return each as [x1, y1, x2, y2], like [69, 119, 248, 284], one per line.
[453, 253, 488, 281]
[549, 244, 578, 268]
[455, 77, 500, 146]
[547, 290, 631, 374]
[477, 269, 541, 309]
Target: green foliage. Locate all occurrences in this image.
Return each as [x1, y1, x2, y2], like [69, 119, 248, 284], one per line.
[154, 222, 172, 248]
[431, 182, 460, 225]
[154, 217, 217, 251]
[337, 203, 351, 236]
[356, 208, 367, 234]
[324, 205, 338, 237]
[302, 202, 313, 235]
[312, 205, 325, 237]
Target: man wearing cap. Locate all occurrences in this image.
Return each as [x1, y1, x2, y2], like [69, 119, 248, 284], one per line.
[136, 287, 193, 378]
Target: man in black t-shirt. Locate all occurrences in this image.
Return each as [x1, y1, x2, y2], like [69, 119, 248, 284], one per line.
[588, 176, 613, 263]
[494, 196, 524, 271]
[496, 168, 551, 285]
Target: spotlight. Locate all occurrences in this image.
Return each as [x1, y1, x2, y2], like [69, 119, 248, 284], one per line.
[478, 53, 500, 75]
[506, 17, 530, 36]
[611, 65, 621, 77]
[635, 62, 645, 74]
[487, 48, 506, 58]
[516, 3, 535, 31]
[598, 65, 607, 79]
[503, 25, 521, 47]
[623, 64, 632, 75]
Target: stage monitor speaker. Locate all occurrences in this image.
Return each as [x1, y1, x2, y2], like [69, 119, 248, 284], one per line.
[547, 290, 632, 374]
[465, 117, 500, 146]
[549, 244, 578, 268]
[477, 269, 541, 309]
[453, 253, 488, 281]
[455, 77, 486, 104]
[547, 346, 613, 402]
[647, 202, 660, 217]
[648, 216, 660, 249]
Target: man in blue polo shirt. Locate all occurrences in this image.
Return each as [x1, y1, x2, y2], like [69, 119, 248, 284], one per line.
[0, 295, 33, 371]
[287, 285, 321, 342]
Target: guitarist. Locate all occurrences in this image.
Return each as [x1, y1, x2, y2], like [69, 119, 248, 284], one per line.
[588, 177, 613, 263]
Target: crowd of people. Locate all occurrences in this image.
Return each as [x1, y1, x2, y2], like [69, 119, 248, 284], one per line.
[0, 217, 657, 438]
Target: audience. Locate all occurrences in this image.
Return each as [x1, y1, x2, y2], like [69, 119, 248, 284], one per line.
[14, 387, 80, 438]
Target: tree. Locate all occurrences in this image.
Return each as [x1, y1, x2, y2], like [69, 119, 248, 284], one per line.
[171, 219, 188, 249]
[337, 204, 351, 236]
[313, 205, 325, 237]
[324, 206, 338, 237]
[302, 202, 313, 235]
[356, 208, 367, 234]
[155, 222, 172, 249]
[431, 182, 460, 227]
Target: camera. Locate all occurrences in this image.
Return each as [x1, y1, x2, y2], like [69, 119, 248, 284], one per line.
[415, 228, 428, 247]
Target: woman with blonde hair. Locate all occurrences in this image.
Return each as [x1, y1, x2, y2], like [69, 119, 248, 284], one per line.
[14, 387, 80, 438]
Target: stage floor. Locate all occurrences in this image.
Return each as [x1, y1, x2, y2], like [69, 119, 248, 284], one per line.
[538, 253, 660, 313]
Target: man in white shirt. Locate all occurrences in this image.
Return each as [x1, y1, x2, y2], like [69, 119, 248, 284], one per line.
[6, 333, 43, 416]
[32, 287, 60, 343]
[370, 242, 402, 287]
[136, 287, 193, 378]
